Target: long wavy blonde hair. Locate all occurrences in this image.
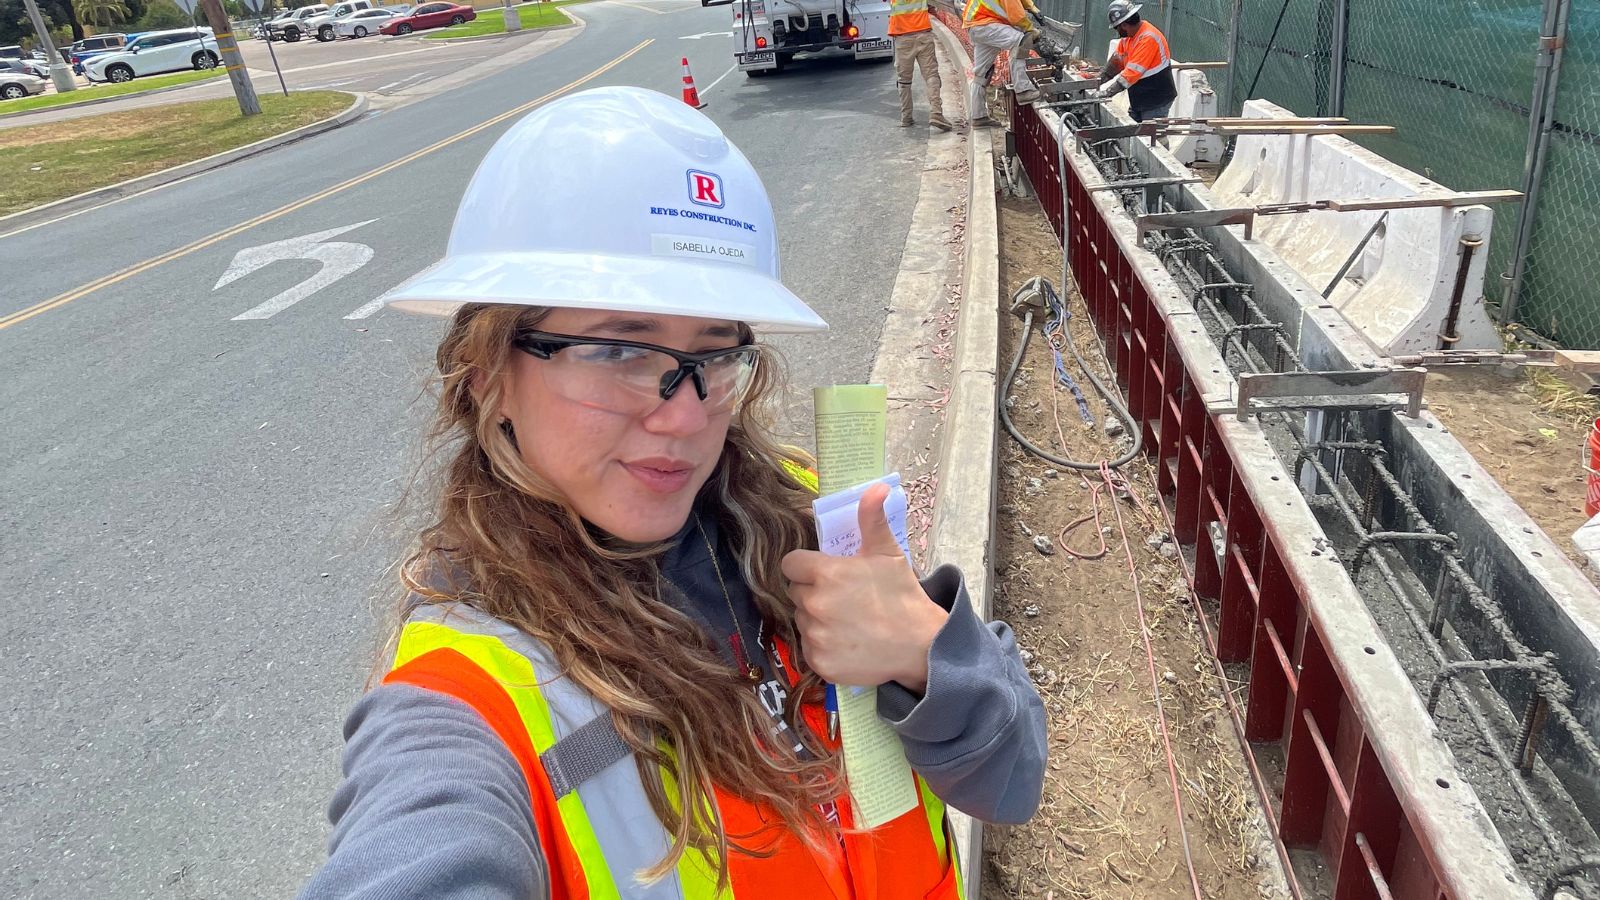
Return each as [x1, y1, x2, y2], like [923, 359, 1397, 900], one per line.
[395, 303, 841, 886]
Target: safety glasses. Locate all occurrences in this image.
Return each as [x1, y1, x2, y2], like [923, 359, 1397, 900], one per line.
[513, 331, 761, 417]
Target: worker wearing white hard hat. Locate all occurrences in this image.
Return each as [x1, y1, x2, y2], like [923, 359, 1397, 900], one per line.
[1090, 0, 1177, 121]
[299, 86, 1046, 898]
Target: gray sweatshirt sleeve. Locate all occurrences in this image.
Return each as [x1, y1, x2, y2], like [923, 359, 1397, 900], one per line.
[298, 685, 549, 900]
[876, 564, 1048, 825]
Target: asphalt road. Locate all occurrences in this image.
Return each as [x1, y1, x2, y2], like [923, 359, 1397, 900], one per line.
[0, 1, 941, 895]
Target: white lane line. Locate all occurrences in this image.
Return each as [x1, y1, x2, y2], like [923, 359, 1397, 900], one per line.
[701, 63, 737, 96]
[273, 45, 444, 76]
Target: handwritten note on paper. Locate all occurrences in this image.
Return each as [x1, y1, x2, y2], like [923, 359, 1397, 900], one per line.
[812, 474, 920, 829]
[813, 385, 887, 496]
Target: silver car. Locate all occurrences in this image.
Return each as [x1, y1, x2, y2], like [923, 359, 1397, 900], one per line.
[0, 70, 48, 101]
[333, 7, 407, 38]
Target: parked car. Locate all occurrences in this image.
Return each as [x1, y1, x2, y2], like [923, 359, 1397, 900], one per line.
[84, 28, 219, 84]
[0, 70, 47, 101]
[269, 4, 331, 42]
[334, 7, 407, 38]
[68, 33, 128, 74]
[0, 45, 23, 60]
[306, 0, 377, 41]
[0, 58, 46, 80]
[255, 9, 294, 39]
[380, 1, 474, 35]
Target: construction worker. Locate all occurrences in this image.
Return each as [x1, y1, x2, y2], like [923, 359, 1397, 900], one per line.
[890, 0, 952, 131]
[298, 86, 1046, 899]
[963, 0, 1043, 127]
[1090, 0, 1177, 122]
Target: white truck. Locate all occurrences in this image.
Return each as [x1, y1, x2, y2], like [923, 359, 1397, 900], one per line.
[701, 0, 892, 77]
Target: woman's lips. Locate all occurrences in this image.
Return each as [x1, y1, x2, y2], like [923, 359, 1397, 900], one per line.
[620, 459, 695, 494]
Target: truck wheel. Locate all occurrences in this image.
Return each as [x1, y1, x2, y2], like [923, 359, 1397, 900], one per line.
[285, 28, 302, 42]
[318, 25, 336, 41]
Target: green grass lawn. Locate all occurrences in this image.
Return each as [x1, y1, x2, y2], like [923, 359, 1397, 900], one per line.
[0, 68, 226, 118]
[425, 1, 578, 39]
[0, 91, 352, 217]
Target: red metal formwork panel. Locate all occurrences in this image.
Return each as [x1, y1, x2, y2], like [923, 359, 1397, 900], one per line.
[1005, 99, 1518, 900]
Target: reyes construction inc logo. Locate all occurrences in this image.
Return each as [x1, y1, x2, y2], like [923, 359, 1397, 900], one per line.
[687, 170, 724, 209]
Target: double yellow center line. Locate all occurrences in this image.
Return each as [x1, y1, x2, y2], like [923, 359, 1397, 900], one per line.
[0, 38, 654, 332]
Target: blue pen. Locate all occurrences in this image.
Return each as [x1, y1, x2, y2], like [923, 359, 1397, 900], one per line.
[825, 683, 839, 741]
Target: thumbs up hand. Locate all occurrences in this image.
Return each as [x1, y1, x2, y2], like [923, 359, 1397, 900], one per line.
[781, 483, 949, 692]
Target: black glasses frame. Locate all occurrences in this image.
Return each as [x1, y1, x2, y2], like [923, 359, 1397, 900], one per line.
[513, 331, 759, 403]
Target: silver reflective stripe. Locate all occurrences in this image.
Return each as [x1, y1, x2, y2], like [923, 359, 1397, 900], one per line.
[407, 604, 685, 899]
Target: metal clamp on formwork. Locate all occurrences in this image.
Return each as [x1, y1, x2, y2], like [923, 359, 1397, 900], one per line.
[1232, 368, 1428, 421]
[1138, 207, 1260, 240]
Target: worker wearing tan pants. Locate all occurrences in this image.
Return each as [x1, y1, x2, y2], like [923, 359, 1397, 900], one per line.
[889, 0, 951, 130]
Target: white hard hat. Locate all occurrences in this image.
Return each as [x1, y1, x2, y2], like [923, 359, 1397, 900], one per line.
[381, 86, 826, 333]
[1108, 0, 1140, 26]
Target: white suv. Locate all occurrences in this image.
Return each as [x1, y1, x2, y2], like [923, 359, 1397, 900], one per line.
[85, 28, 219, 83]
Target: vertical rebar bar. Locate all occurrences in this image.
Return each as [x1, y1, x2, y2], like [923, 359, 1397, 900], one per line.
[1518, 694, 1550, 773]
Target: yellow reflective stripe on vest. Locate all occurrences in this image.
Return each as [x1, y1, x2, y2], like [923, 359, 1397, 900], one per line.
[962, 0, 1007, 22]
[918, 777, 965, 900]
[890, 0, 926, 14]
[394, 621, 625, 899]
[657, 759, 730, 900]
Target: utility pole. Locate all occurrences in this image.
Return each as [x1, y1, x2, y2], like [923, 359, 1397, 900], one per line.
[197, 0, 261, 116]
[503, 0, 523, 33]
[20, 0, 76, 94]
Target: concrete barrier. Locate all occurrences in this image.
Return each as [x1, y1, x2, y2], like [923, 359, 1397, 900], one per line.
[1168, 68, 1223, 166]
[1211, 98, 1500, 355]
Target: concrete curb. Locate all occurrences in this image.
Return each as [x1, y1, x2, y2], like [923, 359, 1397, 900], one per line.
[930, 19, 1001, 900]
[0, 91, 369, 236]
[0, 73, 225, 123]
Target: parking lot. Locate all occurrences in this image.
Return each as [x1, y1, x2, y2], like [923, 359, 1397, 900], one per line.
[0, 10, 579, 128]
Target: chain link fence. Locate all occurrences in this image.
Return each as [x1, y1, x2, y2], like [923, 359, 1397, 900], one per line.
[1033, 0, 1599, 348]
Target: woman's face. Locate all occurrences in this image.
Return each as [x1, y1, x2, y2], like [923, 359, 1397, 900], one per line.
[498, 309, 744, 543]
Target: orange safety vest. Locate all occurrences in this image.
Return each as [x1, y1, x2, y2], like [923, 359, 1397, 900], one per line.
[1111, 19, 1171, 87]
[889, 0, 931, 36]
[383, 492, 964, 900]
[961, 0, 1023, 28]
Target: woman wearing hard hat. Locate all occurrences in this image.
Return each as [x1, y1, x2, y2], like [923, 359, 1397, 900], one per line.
[299, 86, 1046, 899]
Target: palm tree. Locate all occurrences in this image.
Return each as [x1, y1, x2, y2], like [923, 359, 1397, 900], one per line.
[74, 0, 130, 30]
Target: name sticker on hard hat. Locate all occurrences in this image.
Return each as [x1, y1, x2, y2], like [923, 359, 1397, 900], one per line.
[651, 233, 758, 267]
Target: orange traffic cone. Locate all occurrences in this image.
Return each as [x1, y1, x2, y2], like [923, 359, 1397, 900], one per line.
[681, 57, 706, 109]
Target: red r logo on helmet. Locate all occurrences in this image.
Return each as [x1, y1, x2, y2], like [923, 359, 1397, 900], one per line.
[687, 170, 724, 209]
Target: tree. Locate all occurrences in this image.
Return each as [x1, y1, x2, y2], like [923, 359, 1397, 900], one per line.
[43, 0, 85, 41]
[134, 0, 188, 28]
[74, 0, 129, 28]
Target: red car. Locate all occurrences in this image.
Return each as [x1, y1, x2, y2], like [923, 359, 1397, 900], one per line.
[380, 1, 476, 34]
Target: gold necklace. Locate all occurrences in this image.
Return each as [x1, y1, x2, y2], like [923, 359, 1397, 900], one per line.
[694, 513, 764, 684]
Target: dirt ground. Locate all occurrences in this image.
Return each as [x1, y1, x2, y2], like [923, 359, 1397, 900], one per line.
[984, 197, 1281, 899]
[1425, 366, 1599, 570]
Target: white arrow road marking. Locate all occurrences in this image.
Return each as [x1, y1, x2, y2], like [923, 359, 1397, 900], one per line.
[216, 220, 377, 321]
[680, 31, 730, 39]
[343, 278, 409, 320]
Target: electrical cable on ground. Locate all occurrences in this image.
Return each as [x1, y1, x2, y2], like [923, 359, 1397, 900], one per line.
[1001, 271, 1204, 898]
[1001, 277, 1142, 470]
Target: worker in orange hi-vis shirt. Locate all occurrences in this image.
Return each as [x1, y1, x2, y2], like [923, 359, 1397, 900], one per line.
[1091, 1, 1177, 122]
[962, 0, 1043, 127]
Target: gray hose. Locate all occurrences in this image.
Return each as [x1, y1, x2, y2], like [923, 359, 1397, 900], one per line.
[1000, 279, 1143, 471]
